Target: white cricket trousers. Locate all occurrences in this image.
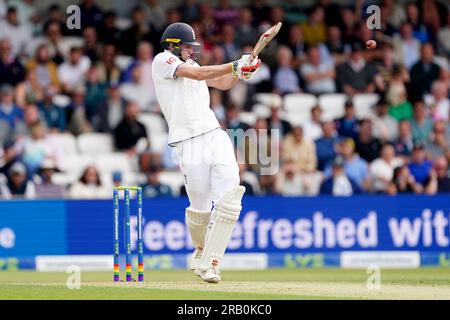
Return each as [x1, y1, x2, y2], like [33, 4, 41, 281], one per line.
[174, 128, 240, 211]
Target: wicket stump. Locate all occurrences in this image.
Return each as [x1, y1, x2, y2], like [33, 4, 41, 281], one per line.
[113, 186, 144, 282]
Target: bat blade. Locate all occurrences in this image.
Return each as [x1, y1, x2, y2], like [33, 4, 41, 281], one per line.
[250, 22, 282, 60]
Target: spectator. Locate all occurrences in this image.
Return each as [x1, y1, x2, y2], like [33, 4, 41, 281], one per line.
[0, 84, 24, 130]
[98, 10, 122, 48]
[376, 46, 408, 94]
[234, 8, 257, 48]
[0, 38, 25, 86]
[57, 47, 91, 94]
[7, 0, 39, 35]
[393, 120, 414, 159]
[17, 120, 61, 174]
[3, 162, 35, 199]
[369, 144, 403, 194]
[37, 87, 66, 132]
[41, 4, 70, 37]
[84, 66, 107, 122]
[386, 66, 412, 121]
[274, 161, 307, 196]
[34, 158, 65, 198]
[113, 102, 148, 155]
[282, 126, 317, 173]
[405, 2, 431, 43]
[0, 7, 31, 57]
[315, 121, 340, 171]
[178, 0, 201, 22]
[392, 165, 422, 194]
[141, 165, 173, 197]
[301, 6, 327, 46]
[121, 42, 156, 111]
[437, 11, 450, 57]
[302, 105, 323, 141]
[79, 0, 103, 30]
[142, 0, 166, 32]
[324, 25, 350, 66]
[426, 80, 450, 121]
[120, 66, 155, 113]
[25, 44, 60, 89]
[249, 0, 272, 27]
[213, 0, 240, 26]
[410, 100, 433, 143]
[220, 24, 240, 61]
[301, 45, 336, 94]
[434, 156, 450, 193]
[39, 20, 74, 64]
[95, 44, 121, 85]
[371, 99, 399, 143]
[425, 121, 450, 161]
[120, 6, 160, 56]
[92, 84, 125, 133]
[319, 0, 343, 28]
[15, 69, 45, 107]
[210, 89, 226, 125]
[393, 23, 421, 69]
[409, 43, 441, 103]
[238, 163, 258, 195]
[335, 101, 359, 139]
[258, 174, 278, 195]
[407, 141, 435, 192]
[383, 0, 407, 29]
[339, 6, 358, 44]
[82, 26, 100, 63]
[265, 96, 292, 137]
[355, 119, 382, 163]
[273, 46, 301, 95]
[336, 42, 377, 96]
[66, 86, 92, 136]
[226, 104, 250, 132]
[111, 171, 122, 188]
[283, 25, 307, 68]
[69, 165, 109, 199]
[320, 156, 361, 196]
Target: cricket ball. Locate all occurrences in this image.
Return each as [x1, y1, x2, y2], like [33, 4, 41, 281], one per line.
[366, 40, 377, 49]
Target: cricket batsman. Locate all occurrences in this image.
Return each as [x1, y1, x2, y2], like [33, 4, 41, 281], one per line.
[152, 22, 261, 283]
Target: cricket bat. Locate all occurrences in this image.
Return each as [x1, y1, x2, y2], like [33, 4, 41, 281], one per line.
[250, 22, 282, 62]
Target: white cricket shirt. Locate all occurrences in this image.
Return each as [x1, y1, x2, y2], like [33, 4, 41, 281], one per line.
[151, 50, 220, 145]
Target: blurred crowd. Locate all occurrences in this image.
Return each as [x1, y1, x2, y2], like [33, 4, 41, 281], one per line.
[0, 0, 449, 199]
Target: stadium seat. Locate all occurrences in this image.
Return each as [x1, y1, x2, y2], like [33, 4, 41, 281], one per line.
[158, 171, 185, 196]
[138, 113, 167, 135]
[51, 172, 77, 187]
[318, 93, 346, 121]
[96, 153, 135, 175]
[254, 93, 283, 108]
[77, 133, 114, 155]
[48, 133, 78, 157]
[115, 17, 132, 30]
[238, 112, 257, 126]
[252, 104, 271, 119]
[60, 155, 96, 178]
[352, 93, 379, 119]
[115, 55, 133, 71]
[283, 93, 318, 125]
[149, 133, 169, 154]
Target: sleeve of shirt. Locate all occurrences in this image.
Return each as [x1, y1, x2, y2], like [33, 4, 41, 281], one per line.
[154, 52, 185, 80]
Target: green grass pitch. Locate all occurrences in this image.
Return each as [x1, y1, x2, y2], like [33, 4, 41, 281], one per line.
[0, 268, 449, 300]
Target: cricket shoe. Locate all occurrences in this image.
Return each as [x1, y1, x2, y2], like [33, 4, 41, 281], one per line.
[198, 267, 221, 283]
[188, 248, 202, 274]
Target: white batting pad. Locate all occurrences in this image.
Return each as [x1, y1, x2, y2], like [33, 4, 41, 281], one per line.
[198, 186, 246, 270]
[185, 207, 211, 249]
